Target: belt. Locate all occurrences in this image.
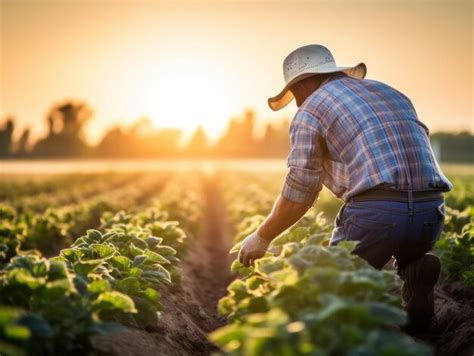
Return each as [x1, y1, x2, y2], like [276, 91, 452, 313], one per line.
[349, 189, 443, 203]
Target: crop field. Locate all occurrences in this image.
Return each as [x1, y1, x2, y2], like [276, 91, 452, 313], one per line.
[0, 165, 473, 356]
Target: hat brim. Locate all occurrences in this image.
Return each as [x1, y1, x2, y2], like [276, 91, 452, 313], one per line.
[268, 62, 367, 111]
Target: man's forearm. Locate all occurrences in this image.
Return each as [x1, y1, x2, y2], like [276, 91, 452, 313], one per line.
[257, 195, 310, 241]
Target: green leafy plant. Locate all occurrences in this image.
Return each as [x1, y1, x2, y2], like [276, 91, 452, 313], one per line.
[0, 254, 128, 354]
[60, 226, 179, 327]
[435, 222, 474, 287]
[213, 232, 432, 355]
[0, 306, 31, 356]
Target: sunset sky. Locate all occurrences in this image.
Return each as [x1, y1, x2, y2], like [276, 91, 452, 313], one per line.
[1, 0, 472, 144]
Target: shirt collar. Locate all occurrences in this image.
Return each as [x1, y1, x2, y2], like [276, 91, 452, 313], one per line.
[320, 72, 349, 88]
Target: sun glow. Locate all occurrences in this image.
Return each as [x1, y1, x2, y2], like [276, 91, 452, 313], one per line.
[2, 1, 471, 146]
[131, 56, 238, 142]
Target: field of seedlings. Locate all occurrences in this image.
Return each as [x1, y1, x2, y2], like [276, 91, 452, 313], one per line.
[0, 166, 473, 356]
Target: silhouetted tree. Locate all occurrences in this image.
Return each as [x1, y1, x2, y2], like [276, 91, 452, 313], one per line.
[96, 127, 131, 157]
[96, 123, 182, 158]
[32, 100, 92, 157]
[0, 117, 14, 157]
[187, 126, 209, 157]
[215, 109, 259, 156]
[431, 131, 474, 163]
[259, 119, 290, 157]
[16, 128, 30, 157]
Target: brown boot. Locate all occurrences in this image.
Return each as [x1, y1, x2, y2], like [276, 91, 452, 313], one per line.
[400, 253, 441, 332]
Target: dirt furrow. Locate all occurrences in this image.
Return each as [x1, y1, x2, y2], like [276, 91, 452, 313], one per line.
[92, 174, 234, 356]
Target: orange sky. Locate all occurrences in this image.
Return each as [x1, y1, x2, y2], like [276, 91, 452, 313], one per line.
[1, 0, 472, 144]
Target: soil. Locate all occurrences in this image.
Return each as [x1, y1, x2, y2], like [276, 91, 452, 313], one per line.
[414, 279, 474, 356]
[92, 175, 474, 356]
[92, 176, 235, 356]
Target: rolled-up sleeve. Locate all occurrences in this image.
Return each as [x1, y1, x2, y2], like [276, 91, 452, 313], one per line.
[281, 112, 323, 206]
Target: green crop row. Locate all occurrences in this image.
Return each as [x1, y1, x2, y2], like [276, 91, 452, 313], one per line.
[0, 211, 184, 354]
[0, 173, 134, 202]
[2, 173, 143, 213]
[0, 174, 171, 263]
[211, 223, 432, 355]
[211, 175, 434, 355]
[0, 173, 203, 355]
[430, 174, 474, 287]
[435, 208, 474, 287]
[434, 175, 474, 286]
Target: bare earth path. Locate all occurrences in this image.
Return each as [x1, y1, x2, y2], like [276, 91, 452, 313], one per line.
[417, 279, 474, 356]
[93, 175, 235, 355]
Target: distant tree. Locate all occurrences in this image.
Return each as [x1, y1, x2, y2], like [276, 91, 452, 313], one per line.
[0, 116, 15, 157]
[149, 129, 182, 156]
[32, 100, 92, 157]
[187, 126, 209, 157]
[95, 126, 130, 157]
[260, 119, 290, 157]
[215, 109, 258, 156]
[96, 123, 183, 158]
[241, 110, 256, 146]
[430, 131, 474, 163]
[16, 128, 30, 157]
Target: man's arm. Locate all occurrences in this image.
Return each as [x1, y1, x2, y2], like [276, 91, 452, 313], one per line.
[238, 115, 324, 266]
[238, 195, 311, 266]
[257, 194, 310, 242]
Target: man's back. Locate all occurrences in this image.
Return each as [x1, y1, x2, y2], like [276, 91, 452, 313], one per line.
[294, 72, 452, 201]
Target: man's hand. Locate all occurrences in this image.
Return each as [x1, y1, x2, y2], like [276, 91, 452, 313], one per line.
[238, 232, 270, 267]
[238, 195, 310, 267]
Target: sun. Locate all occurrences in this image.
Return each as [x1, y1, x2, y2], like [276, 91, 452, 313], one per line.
[134, 57, 236, 142]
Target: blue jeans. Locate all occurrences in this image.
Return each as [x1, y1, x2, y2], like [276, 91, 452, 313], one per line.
[330, 199, 445, 272]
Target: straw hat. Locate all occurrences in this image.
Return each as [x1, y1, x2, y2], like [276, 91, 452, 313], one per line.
[268, 44, 367, 111]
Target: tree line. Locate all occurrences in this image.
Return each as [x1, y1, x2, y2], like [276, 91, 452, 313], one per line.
[0, 99, 472, 162]
[0, 100, 290, 159]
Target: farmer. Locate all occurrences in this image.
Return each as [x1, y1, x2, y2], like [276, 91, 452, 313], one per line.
[238, 44, 452, 329]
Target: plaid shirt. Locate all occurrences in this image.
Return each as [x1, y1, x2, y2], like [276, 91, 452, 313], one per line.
[282, 73, 452, 205]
